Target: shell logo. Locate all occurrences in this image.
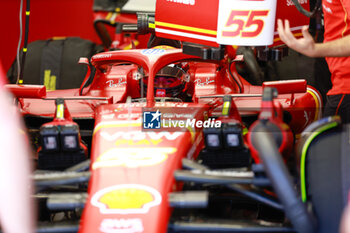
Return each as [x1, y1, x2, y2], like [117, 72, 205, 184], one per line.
[91, 184, 162, 214]
[92, 147, 176, 169]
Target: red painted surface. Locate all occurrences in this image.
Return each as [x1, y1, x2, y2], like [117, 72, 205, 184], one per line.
[5, 84, 46, 98]
[80, 103, 205, 233]
[13, 47, 322, 232]
[156, 0, 219, 46]
[262, 79, 307, 95]
[0, 0, 99, 72]
[154, 0, 309, 47]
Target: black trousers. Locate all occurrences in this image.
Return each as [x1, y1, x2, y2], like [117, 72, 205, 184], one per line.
[324, 94, 350, 123]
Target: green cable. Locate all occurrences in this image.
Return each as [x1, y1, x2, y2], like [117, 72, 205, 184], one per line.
[300, 122, 339, 202]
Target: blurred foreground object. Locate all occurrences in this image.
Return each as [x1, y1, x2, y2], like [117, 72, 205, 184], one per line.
[0, 62, 35, 233]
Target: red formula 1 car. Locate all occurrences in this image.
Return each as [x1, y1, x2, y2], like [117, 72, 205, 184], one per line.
[7, 1, 347, 233]
[8, 46, 321, 233]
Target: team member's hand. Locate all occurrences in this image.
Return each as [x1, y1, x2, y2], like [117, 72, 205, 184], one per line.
[277, 19, 317, 57]
[340, 201, 350, 233]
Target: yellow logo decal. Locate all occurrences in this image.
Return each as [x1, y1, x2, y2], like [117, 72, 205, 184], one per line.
[115, 139, 162, 146]
[91, 184, 162, 214]
[92, 147, 176, 169]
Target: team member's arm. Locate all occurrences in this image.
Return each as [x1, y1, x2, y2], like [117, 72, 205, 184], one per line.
[277, 19, 350, 57]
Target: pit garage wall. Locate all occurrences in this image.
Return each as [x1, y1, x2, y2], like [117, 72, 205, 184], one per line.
[0, 0, 99, 72]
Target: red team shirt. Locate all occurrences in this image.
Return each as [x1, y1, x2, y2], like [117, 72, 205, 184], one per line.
[323, 0, 350, 95]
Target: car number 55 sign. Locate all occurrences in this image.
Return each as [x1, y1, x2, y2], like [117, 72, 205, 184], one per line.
[217, 0, 277, 46]
[156, 0, 280, 46]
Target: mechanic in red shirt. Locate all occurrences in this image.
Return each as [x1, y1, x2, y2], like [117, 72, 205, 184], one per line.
[277, 0, 350, 123]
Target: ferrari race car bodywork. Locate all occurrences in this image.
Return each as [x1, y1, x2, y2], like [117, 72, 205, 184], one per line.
[12, 47, 321, 233]
[4, 0, 331, 232]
